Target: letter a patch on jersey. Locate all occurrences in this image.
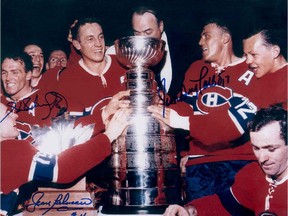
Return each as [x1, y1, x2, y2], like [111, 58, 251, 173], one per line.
[238, 70, 254, 86]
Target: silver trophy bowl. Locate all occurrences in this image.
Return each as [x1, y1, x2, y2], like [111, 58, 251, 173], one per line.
[102, 36, 180, 215]
[114, 36, 166, 68]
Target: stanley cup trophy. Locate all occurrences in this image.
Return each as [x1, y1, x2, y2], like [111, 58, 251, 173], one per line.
[100, 36, 181, 215]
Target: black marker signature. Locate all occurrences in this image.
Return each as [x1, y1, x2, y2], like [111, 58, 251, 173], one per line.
[2, 91, 68, 121]
[25, 191, 92, 215]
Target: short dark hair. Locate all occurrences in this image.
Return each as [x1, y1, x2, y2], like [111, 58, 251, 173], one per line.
[132, 5, 163, 25]
[1, 51, 33, 73]
[248, 103, 287, 145]
[71, 17, 103, 40]
[243, 27, 287, 59]
[204, 18, 232, 36]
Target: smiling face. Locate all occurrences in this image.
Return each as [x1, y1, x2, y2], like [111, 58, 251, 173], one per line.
[198, 23, 227, 63]
[132, 12, 163, 39]
[72, 23, 105, 64]
[24, 44, 44, 78]
[243, 32, 278, 78]
[251, 121, 288, 180]
[0, 103, 19, 141]
[1, 58, 32, 100]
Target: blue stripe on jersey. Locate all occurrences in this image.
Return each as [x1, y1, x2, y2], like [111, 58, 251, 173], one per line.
[228, 95, 257, 133]
[0, 190, 18, 215]
[30, 152, 57, 182]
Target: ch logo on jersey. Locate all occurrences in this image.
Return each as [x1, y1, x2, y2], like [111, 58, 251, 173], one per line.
[199, 86, 233, 108]
[182, 85, 257, 133]
[183, 85, 233, 114]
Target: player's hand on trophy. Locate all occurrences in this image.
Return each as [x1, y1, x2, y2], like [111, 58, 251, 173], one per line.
[147, 104, 171, 125]
[102, 90, 130, 126]
[147, 105, 189, 130]
[163, 204, 197, 216]
[104, 108, 131, 142]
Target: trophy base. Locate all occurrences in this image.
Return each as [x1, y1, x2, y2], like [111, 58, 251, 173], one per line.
[100, 205, 167, 215]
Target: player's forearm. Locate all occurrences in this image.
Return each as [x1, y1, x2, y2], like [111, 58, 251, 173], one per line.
[56, 133, 111, 183]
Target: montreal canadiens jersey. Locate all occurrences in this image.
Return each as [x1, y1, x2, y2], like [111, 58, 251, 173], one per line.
[57, 55, 126, 117]
[1, 89, 67, 143]
[178, 59, 261, 163]
[251, 64, 287, 109]
[231, 162, 288, 215]
[1, 133, 111, 215]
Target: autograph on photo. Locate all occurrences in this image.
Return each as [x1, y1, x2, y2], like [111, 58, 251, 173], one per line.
[25, 191, 92, 215]
[158, 66, 230, 117]
[0, 91, 68, 123]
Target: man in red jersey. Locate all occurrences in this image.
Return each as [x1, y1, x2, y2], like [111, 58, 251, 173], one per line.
[0, 102, 131, 215]
[23, 44, 45, 88]
[242, 27, 287, 108]
[149, 18, 258, 203]
[56, 17, 131, 206]
[150, 24, 287, 205]
[228, 104, 287, 216]
[57, 17, 129, 128]
[157, 25, 287, 215]
[163, 104, 287, 216]
[1, 51, 67, 143]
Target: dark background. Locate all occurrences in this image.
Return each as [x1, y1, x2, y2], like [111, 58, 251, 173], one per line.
[2, 0, 287, 62]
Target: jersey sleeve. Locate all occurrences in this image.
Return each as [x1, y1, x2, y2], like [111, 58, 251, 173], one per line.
[1, 133, 111, 194]
[56, 133, 111, 183]
[182, 60, 258, 146]
[188, 94, 257, 146]
[27, 133, 111, 184]
[230, 162, 259, 210]
[1, 140, 37, 194]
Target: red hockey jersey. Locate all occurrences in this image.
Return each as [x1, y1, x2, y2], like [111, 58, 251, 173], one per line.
[1, 89, 67, 143]
[231, 162, 287, 216]
[178, 60, 287, 165]
[1, 133, 110, 195]
[57, 55, 126, 115]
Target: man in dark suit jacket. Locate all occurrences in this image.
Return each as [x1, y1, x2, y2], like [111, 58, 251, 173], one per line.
[131, 5, 199, 100]
[107, 5, 199, 101]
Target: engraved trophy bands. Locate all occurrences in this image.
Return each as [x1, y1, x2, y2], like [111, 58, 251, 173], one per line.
[102, 36, 181, 214]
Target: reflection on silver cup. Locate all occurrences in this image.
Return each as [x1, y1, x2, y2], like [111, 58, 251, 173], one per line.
[103, 36, 181, 214]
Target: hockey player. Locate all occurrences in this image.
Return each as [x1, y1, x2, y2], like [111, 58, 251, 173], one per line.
[242, 27, 287, 108]
[163, 104, 287, 216]
[57, 17, 128, 126]
[1, 51, 66, 143]
[149, 19, 258, 202]
[156, 24, 287, 214]
[0, 102, 131, 215]
[23, 44, 45, 88]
